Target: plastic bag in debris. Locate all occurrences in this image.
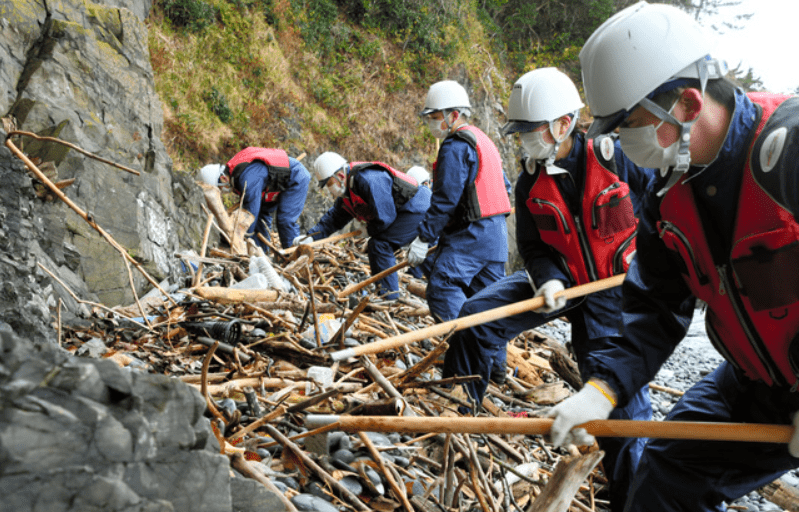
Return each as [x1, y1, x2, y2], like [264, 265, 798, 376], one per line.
[301, 313, 342, 345]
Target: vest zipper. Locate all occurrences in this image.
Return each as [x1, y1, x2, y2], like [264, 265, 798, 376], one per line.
[591, 182, 621, 229]
[612, 232, 636, 274]
[658, 221, 709, 285]
[716, 264, 784, 386]
[573, 216, 599, 281]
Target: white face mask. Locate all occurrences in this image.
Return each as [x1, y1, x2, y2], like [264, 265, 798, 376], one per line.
[426, 114, 451, 139]
[618, 121, 680, 170]
[519, 130, 555, 162]
[618, 98, 682, 170]
[326, 176, 345, 199]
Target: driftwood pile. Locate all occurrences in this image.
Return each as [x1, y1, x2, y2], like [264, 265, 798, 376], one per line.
[57, 229, 615, 512]
[11, 133, 798, 512]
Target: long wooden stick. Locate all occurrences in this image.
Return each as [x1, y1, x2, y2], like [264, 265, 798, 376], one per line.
[338, 259, 408, 298]
[330, 274, 626, 361]
[282, 229, 362, 256]
[337, 244, 438, 299]
[8, 130, 140, 175]
[305, 415, 794, 444]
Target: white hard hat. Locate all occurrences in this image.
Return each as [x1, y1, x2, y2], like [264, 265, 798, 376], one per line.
[503, 68, 584, 135]
[313, 152, 348, 188]
[420, 80, 471, 116]
[580, 1, 726, 138]
[406, 166, 430, 185]
[199, 164, 225, 186]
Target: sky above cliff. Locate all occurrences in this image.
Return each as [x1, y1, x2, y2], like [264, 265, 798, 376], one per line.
[705, 0, 798, 93]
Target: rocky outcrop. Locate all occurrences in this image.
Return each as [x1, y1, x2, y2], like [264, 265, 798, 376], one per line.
[1, 0, 206, 308]
[0, 322, 287, 512]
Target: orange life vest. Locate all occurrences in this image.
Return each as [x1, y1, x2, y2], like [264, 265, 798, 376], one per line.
[226, 147, 291, 202]
[436, 125, 511, 224]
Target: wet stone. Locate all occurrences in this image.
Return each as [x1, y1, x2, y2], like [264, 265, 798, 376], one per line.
[306, 481, 330, 500]
[291, 493, 339, 512]
[332, 448, 355, 464]
[327, 430, 347, 450]
[362, 432, 391, 447]
[277, 476, 299, 491]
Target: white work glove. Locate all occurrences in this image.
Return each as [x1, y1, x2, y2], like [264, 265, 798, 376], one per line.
[351, 220, 368, 236]
[534, 279, 567, 313]
[547, 381, 616, 447]
[791, 411, 799, 457]
[292, 235, 313, 247]
[407, 236, 428, 267]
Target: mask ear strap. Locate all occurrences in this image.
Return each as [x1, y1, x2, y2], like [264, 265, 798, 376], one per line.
[544, 113, 577, 166]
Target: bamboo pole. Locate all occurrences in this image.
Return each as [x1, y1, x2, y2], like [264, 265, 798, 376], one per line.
[337, 259, 408, 299]
[192, 286, 279, 304]
[7, 130, 140, 175]
[282, 229, 362, 256]
[337, 245, 438, 299]
[330, 274, 626, 361]
[305, 415, 794, 444]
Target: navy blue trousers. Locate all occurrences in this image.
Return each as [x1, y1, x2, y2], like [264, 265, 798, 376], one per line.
[367, 209, 428, 300]
[443, 270, 651, 512]
[625, 361, 799, 511]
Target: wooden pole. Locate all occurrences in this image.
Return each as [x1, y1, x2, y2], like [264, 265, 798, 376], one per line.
[305, 415, 794, 444]
[330, 274, 626, 361]
[282, 229, 362, 256]
[337, 259, 408, 299]
[337, 245, 438, 299]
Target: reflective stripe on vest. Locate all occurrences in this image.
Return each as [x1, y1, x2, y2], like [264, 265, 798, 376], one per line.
[658, 93, 799, 386]
[225, 147, 291, 202]
[525, 137, 638, 285]
[341, 162, 419, 222]
[448, 125, 512, 222]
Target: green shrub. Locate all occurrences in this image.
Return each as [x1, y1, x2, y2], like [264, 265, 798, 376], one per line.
[162, 0, 216, 32]
[290, 0, 339, 54]
[204, 86, 233, 123]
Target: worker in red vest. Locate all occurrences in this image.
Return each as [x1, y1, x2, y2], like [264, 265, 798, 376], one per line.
[442, 68, 655, 512]
[200, 147, 310, 251]
[296, 152, 432, 301]
[409, 80, 512, 323]
[549, 3, 799, 510]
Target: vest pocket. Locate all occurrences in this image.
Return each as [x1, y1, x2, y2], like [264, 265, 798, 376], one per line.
[593, 183, 635, 239]
[731, 231, 799, 311]
[527, 198, 570, 236]
[658, 221, 711, 289]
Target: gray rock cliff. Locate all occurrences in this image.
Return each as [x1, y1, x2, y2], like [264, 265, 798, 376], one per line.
[1, 0, 206, 308]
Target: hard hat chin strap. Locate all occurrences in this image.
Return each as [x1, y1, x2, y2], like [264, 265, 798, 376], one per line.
[646, 57, 727, 197]
[543, 111, 578, 167]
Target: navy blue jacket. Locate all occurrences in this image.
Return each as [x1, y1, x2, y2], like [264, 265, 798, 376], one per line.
[417, 132, 511, 263]
[310, 167, 431, 239]
[239, 157, 310, 249]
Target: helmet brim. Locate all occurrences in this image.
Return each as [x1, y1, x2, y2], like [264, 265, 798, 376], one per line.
[502, 120, 547, 136]
[585, 109, 630, 139]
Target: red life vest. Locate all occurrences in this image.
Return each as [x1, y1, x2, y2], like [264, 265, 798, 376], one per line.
[658, 93, 799, 386]
[340, 162, 419, 221]
[525, 136, 638, 285]
[436, 125, 511, 224]
[226, 147, 291, 203]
